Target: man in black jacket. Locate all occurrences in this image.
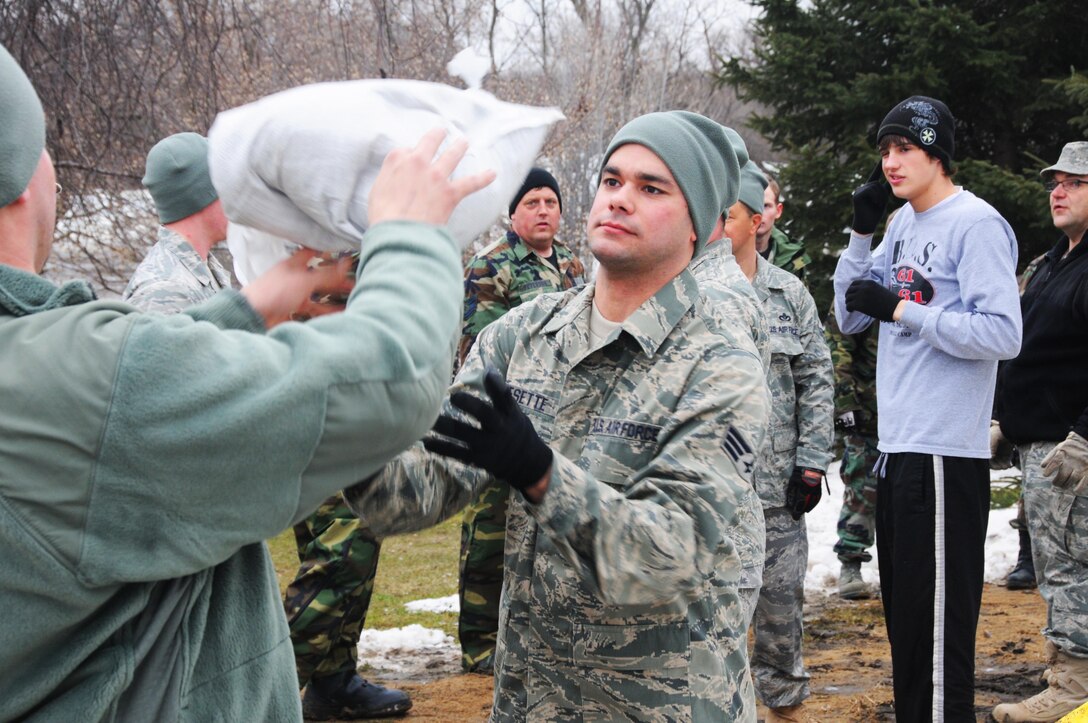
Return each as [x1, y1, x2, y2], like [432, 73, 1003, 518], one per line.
[993, 141, 1088, 723]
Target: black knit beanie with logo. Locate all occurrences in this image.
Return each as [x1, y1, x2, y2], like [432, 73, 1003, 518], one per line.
[877, 96, 955, 168]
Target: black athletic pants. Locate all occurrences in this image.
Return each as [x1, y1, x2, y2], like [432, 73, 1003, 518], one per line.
[876, 452, 989, 722]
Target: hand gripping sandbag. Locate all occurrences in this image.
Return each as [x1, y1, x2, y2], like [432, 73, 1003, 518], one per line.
[208, 79, 564, 279]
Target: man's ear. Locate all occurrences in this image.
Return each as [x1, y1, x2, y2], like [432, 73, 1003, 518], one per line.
[751, 213, 763, 235]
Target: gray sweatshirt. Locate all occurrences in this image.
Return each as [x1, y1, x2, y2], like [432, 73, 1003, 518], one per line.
[834, 189, 1022, 458]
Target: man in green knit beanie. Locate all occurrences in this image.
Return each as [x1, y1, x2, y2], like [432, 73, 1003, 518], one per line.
[123, 133, 234, 312]
[344, 110, 770, 721]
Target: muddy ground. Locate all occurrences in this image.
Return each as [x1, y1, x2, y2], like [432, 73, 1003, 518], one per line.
[349, 583, 1048, 722]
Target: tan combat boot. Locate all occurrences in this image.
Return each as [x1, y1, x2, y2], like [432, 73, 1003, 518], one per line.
[766, 703, 807, 722]
[992, 642, 1088, 722]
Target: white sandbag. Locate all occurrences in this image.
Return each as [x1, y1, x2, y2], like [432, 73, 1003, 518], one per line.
[226, 223, 297, 287]
[208, 79, 564, 281]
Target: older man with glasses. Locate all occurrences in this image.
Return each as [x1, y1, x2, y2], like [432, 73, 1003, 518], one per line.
[992, 141, 1088, 723]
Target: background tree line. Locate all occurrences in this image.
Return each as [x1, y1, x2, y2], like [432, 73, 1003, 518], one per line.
[2, 0, 756, 293]
[720, 0, 1087, 313]
[2, 0, 1083, 315]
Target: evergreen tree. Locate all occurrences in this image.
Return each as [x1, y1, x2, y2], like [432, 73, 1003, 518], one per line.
[719, 0, 1086, 314]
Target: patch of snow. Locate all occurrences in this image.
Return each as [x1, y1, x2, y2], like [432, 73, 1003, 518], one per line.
[405, 594, 459, 614]
[805, 459, 1022, 597]
[356, 624, 461, 681]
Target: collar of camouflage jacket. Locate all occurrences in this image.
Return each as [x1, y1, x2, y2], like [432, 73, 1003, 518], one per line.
[158, 226, 232, 289]
[542, 269, 699, 357]
[506, 229, 572, 264]
[752, 253, 792, 297]
[0, 263, 95, 317]
[689, 237, 736, 275]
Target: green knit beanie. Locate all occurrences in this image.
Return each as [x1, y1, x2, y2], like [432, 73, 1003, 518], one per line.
[737, 160, 768, 216]
[143, 132, 218, 224]
[602, 111, 743, 255]
[0, 43, 46, 208]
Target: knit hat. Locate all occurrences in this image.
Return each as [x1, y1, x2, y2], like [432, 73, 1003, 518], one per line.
[143, 132, 219, 224]
[508, 167, 562, 217]
[1040, 141, 1088, 178]
[737, 161, 769, 215]
[0, 43, 46, 208]
[878, 95, 955, 168]
[602, 111, 743, 255]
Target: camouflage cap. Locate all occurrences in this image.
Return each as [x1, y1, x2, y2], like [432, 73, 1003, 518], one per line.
[1040, 141, 1088, 178]
[0, 43, 46, 208]
[603, 111, 742, 256]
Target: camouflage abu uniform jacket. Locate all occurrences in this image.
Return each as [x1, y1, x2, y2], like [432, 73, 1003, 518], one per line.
[347, 271, 769, 722]
[690, 238, 770, 369]
[751, 256, 834, 507]
[122, 227, 232, 313]
[458, 230, 584, 362]
[689, 238, 770, 589]
[824, 305, 878, 437]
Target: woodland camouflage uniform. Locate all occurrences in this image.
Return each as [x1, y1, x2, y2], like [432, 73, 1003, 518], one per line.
[825, 305, 880, 563]
[457, 229, 584, 672]
[283, 496, 382, 686]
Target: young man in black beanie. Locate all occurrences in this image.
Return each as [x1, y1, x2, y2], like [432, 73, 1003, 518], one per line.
[833, 95, 1022, 722]
[455, 166, 584, 672]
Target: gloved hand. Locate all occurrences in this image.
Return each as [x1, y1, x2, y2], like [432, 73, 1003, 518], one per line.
[836, 411, 858, 431]
[989, 419, 1015, 471]
[845, 279, 901, 322]
[851, 160, 891, 235]
[1041, 431, 1088, 495]
[785, 467, 824, 520]
[424, 367, 553, 492]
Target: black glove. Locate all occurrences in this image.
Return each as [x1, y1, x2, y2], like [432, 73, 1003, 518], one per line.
[845, 279, 900, 322]
[851, 161, 891, 235]
[785, 466, 824, 520]
[423, 367, 553, 491]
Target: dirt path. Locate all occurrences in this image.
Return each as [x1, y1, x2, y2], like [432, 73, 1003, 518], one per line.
[356, 583, 1047, 722]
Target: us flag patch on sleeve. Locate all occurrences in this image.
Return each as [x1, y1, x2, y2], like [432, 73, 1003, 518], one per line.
[722, 426, 755, 481]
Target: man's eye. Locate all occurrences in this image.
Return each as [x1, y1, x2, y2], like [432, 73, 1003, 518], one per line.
[643, 185, 662, 195]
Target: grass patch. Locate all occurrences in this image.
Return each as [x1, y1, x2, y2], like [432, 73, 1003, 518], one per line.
[991, 475, 1022, 510]
[268, 515, 463, 640]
